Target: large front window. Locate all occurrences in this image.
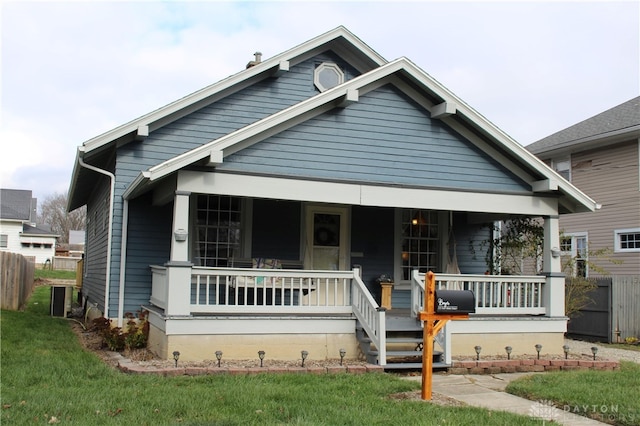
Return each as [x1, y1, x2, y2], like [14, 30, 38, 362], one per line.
[400, 209, 440, 281]
[194, 195, 242, 267]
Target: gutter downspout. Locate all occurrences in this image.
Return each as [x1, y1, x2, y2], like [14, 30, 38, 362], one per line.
[77, 147, 115, 320]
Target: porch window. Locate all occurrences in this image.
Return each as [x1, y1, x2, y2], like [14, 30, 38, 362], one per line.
[194, 195, 242, 267]
[561, 233, 588, 277]
[400, 209, 439, 281]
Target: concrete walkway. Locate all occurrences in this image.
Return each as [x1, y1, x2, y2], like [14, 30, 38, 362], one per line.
[404, 373, 607, 425]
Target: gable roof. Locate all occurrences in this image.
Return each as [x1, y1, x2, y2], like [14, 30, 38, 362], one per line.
[68, 26, 386, 211]
[0, 188, 34, 221]
[70, 27, 598, 215]
[527, 96, 640, 156]
[124, 56, 597, 214]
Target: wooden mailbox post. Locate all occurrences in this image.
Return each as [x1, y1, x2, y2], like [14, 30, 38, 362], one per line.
[419, 271, 474, 400]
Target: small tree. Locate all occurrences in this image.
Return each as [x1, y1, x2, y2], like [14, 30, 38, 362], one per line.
[39, 192, 86, 244]
[471, 217, 621, 318]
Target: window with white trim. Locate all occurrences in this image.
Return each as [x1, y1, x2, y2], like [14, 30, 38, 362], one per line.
[398, 209, 440, 282]
[552, 157, 571, 181]
[194, 195, 243, 267]
[0, 234, 7, 248]
[561, 232, 588, 277]
[615, 228, 640, 252]
[314, 62, 344, 92]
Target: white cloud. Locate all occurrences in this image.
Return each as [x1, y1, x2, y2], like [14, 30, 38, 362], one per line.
[1, 1, 638, 202]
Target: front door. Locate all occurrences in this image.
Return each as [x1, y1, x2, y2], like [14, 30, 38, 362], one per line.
[304, 205, 349, 270]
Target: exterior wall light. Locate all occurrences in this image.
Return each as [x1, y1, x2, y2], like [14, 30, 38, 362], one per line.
[174, 229, 188, 242]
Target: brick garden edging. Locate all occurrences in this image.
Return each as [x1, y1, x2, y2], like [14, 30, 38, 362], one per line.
[448, 359, 620, 374]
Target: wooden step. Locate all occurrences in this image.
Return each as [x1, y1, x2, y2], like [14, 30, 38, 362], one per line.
[382, 361, 450, 370]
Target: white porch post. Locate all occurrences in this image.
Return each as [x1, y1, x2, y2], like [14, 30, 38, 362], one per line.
[165, 190, 192, 316]
[542, 215, 565, 317]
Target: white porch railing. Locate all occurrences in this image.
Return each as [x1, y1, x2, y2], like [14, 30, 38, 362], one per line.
[351, 271, 386, 366]
[150, 265, 168, 309]
[411, 270, 546, 317]
[188, 267, 354, 314]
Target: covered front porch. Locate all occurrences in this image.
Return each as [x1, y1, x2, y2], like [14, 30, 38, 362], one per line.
[145, 261, 565, 367]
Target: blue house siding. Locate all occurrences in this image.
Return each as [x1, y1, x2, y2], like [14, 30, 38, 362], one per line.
[350, 206, 395, 303]
[121, 194, 173, 313]
[221, 85, 530, 193]
[454, 217, 492, 274]
[83, 177, 111, 313]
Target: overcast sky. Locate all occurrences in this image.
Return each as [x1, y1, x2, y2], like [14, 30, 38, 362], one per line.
[1, 1, 638, 204]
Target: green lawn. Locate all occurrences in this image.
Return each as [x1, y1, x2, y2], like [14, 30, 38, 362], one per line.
[1, 286, 539, 425]
[507, 362, 640, 425]
[34, 268, 77, 280]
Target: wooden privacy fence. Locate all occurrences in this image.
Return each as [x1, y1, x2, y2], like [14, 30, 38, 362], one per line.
[567, 275, 640, 342]
[1, 251, 35, 311]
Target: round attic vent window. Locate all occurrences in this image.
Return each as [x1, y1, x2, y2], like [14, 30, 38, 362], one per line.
[314, 62, 344, 92]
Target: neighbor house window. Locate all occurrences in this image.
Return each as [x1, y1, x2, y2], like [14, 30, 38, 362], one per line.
[314, 62, 344, 92]
[615, 228, 640, 252]
[561, 232, 588, 277]
[398, 209, 440, 282]
[552, 157, 571, 181]
[194, 195, 243, 267]
[0, 234, 7, 248]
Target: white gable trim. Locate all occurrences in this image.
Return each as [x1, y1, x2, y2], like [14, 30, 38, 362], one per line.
[80, 26, 386, 156]
[131, 57, 596, 214]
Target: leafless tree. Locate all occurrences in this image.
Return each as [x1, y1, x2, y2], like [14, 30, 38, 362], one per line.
[38, 192, 86, 244]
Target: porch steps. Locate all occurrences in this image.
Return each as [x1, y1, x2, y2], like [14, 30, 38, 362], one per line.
[356, 312, 449, 371]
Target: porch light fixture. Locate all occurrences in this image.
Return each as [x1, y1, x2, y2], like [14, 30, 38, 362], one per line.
[215, 350, 223, 367]
[535, 344, 542, 359]
[173, 351, 180, 367]
[258, 350, 266, 367]
[551, 247, 561, 258]
[562, 345, 570, 359]
[339, 348, 346, 366]
[301, 350, 309, 367]
[505, 346, 512, 360]
[474, 345, 482, 361]
[174, 229, 188, 242]
[591, 346, 598, 360]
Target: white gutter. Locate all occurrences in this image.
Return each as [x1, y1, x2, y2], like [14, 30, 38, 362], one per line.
[77, 147, 115, 319]
[117, 198, 129, 327]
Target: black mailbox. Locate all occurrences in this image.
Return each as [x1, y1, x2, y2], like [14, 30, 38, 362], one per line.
[434, 290, 476, 314]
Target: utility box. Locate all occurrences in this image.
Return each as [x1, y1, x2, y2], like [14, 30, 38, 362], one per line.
[51, 285, 73, 317]
[434, 290, 475, 314]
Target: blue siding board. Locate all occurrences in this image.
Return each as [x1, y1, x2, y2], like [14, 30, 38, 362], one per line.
[222, 85, 529, 192]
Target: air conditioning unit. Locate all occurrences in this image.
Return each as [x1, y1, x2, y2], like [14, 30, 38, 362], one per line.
[50, 285, 73, 317]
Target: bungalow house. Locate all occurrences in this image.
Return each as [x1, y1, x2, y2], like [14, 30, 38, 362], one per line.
[1, 188, 59, 264]
[68, 27, 597, 368]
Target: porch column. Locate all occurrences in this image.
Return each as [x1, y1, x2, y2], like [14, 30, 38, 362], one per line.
[165, 191, 192, 316]
[542, 215, 565, 317]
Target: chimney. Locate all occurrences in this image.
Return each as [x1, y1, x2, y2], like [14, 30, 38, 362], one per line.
[246, 51, 262, 69]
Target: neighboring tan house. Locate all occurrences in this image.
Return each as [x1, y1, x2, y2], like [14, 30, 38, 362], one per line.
[0, 188, 59, 264]
[527, 97, 640, 277]
[68, 27, 597, 367]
